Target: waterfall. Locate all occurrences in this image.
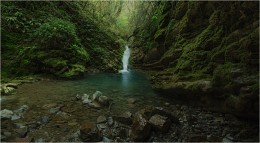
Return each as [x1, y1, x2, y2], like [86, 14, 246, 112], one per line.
[119, 45, 130, 73]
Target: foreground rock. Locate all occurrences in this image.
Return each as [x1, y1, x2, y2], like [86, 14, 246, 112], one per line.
[78, 91, 111, 109]
[79, 122, 100, 142]
[0, 109, 14, 119]
[130, 112, 151, 141]
[149, 114, 171, 132]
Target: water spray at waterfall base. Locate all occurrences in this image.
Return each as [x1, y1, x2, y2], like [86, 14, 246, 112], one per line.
[119, 45, 130, 73]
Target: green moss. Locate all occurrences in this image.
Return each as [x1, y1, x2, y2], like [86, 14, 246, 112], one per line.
[61, 64, 85, 78]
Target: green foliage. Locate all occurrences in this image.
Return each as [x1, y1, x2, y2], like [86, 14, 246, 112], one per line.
[61, 64, 85, 78]
[17, 18, 89, 78]
[32, 17, 79, 47]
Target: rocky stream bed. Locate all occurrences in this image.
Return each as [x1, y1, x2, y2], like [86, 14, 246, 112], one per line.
[1, 77, 259, 142]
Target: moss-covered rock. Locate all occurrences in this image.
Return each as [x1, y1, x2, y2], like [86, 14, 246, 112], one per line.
[132, 1, 259, 119]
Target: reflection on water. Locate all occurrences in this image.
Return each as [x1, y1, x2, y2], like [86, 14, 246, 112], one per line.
[121, 72, 130, 89]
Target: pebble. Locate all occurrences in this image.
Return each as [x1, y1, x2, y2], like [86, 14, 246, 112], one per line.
[164, 102, 170, 107]
[11, 114, 21, 120]
[97, 115, 107, 124]
[41, 116, 49, 124]
[49, 107, 60, 114]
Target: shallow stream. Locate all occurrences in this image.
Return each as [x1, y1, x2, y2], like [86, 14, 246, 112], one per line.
[1, 71, 172, 141]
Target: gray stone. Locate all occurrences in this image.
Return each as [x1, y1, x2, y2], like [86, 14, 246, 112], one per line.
[223, 134, 235, 142]
[130, 112, 151, 141]
[49, 107, 60, 114]
[76, 94, 81, 100]
[164, 102, 170, 107]
[149, 114, 171, 132]
[42, 103, 57, 109]
[127, 98, 137, 104]
[14, 123, 26, 129]
[41, 116, 49, 124]
[98, 96, 109, 106]
[102, 136, 112, 142]
[88, 101, 101, 109]
[0, 109, 14, 119]
[97, 115, 107, 124]
[97, 123, 107, 131]
[16, 105, 29, 113]
[11, 114, 21, 120]
[107, 117, 114, 126]
[92, 91, 102, 101]
[82, 94, 91, 104]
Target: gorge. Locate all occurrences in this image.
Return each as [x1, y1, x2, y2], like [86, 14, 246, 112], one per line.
[1, 1, 259, 142]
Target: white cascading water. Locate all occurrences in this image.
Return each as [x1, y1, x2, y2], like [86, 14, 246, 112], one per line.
[119, 45, 130, 73]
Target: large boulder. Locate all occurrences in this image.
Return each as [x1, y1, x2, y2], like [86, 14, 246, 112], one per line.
[130, 112, 151, 141]
[79, 122, 100, 142]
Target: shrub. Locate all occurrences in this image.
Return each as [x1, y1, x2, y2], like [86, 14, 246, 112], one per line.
[19, 17, 89, 78]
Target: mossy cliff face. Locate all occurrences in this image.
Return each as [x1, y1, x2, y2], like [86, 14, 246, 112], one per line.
[131, 1, 259, 119]
[1, 2, 121, 79]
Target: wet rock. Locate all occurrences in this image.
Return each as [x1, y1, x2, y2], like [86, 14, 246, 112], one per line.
[107, 117, 114, 126]
[42, 103, 57, 109]
[0, 109, 14, 119]
[41, 116, 49, 124]
[15, 105, 29, 114]
[79, 122, 101, 142]
[82, 94, 91, 104]
[76, 94, 81, 100]
[11, 114, 21, 121]
[127, 98, 138, 104]
[222, 134, 235, 142]
[92, 91, 102, 101]
[149, 114, 171, 133]
[88, 101, 101, 109]
[102, 136, 113, 142]
[98, 96, 110, 106]
[1, 85, 16, 95]
[49, 107, 60, 114]
[164, 102, 170, 107]
[130, 112, 151, 141]
[97, 123, 107, 131]
[115, 111, 133, 125]
[97, 115, 107, 124]
[15, 126, 28, 138]
[14, 123, 26, 129]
